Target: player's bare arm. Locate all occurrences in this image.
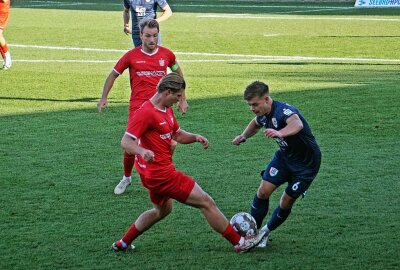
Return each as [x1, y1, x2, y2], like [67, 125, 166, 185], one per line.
[173, 129, 209, 149]
[121, 134, 155, 162]
[98, 70, 119, 112]
[123, 7, 131, 34]
[232, 119, 261, 145]
[264, 114, 303, 138]
[172, 67, 188, 114]
[156, 5, 173, 23]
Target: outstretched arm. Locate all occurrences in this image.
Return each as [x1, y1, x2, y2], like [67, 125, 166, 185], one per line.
[173, 129, 209, 149]
[121, 134, 155, 162]
[232, 119, 262, 145]
[97, 70, 119, 112]
[264, 114, 303, 138]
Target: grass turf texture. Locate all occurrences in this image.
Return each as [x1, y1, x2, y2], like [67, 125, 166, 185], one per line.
[1, 1, 400, 269]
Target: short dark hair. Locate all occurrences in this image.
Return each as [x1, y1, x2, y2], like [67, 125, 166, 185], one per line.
[157, 73, 186, 93]
[244, 81, 269, 101]
[140, 18, 159, 34]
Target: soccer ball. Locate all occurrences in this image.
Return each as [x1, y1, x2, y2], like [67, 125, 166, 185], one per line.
[230, 212, 258, 237]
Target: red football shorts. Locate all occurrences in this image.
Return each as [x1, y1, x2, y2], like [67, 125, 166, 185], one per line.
[139, 170, 196, 206]
[0, 13, 9, 30]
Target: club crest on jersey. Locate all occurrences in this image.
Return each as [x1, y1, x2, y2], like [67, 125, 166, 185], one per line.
[269, 167, 278, 177]
[272, 118, 278, 128]
[159, 58, 165, 67]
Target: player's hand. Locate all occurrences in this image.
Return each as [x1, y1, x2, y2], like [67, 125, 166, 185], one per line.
[264, 128, 282, 138]
[124, 24, 131, 35]
[177, 99, 188, 115]
[141, 149, 155, 162]
[97, 98, 108, 112]
[232, 135, 246, 145]
[196, 135, 209, 149]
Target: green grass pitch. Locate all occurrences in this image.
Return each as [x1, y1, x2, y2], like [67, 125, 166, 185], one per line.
[1, 1, 399, 269]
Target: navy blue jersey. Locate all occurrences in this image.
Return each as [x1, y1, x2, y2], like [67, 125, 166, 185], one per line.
[124, 0, 168, 35]
[255, 100, 320, 168]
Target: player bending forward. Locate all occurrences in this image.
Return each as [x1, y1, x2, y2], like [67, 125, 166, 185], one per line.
[232, 81, 321, 248]
[111, 73, 266, 253]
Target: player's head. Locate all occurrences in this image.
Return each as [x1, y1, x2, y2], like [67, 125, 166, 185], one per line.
[157, 73, 186, 107]
[244, 81, 269, 101]
[140, 19, 159, 52]
[157, 73, 186, 93]
[140, 18, 160, 34]
[243, 81, 272, 116]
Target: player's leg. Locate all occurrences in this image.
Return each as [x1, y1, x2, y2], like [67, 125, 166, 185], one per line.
[251, 180, 276, 229]
[251, 155, 289, 228]
[0, 14, 11, 69]
[114, 110, 137, 195]
[112, 197, 173, 251]
[184, 182, 266, 252]
[263, 173, 316, 237]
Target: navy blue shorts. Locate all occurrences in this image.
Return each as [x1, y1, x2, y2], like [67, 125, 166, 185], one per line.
[261, 151, 321, 199]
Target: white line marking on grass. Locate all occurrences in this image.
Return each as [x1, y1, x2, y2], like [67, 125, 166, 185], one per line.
[198, 14, 400, 22]
[263, 34, 280, 37]
[10, 44, 126, 53]
[275, 7, 353, 14]
[10, 44, 400, 63]
[14, 59, 116, 63]
[16, 1, 353, 10]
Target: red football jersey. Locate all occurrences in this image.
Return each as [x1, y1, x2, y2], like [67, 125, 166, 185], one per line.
[113, 46, 177, 110]
[125, 101, 180, 182]
[0, 0, 10, 14]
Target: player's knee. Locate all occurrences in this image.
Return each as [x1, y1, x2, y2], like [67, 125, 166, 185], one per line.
[280, 193, 296, 209]
[156, 204, 172, 219]
[257, 187, 271, 200]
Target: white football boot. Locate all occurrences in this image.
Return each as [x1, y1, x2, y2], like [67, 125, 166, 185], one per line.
[114, 176, 131, 195]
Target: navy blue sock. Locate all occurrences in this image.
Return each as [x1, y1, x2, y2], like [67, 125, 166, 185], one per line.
[250, 195, 269, 229]
[267, 207, 292, 231]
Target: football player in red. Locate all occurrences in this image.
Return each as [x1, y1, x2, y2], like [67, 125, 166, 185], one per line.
[98, 19, 188, 195]
[111, 73, 266, 253]
[0, 0, 11, 69]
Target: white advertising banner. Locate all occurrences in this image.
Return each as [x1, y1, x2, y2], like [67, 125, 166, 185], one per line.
[355, 0, 400, 7]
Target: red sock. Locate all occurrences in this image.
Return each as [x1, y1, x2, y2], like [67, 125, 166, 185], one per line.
[222, 224, 241, 246]
[123, 151, 135, 177]
[122, 223, 142, 245]
[0, 43, 8, 58]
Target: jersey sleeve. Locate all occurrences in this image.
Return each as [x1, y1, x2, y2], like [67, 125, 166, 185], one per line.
[157, 0, 169, 9]
[124, 0, 130, 9]
[113, 51, 131, 75]
[255, 116, 263, 126]
[126, 106, 151, 139]
[277, 104, 298, 124]
[164, 49, 177, 69]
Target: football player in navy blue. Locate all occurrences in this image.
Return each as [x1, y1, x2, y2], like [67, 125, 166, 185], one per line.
[232, 81, 321, 247]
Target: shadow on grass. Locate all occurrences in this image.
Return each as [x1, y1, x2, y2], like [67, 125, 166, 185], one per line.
[0, 81, 399, 269]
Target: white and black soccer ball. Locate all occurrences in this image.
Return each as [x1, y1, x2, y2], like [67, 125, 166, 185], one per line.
[230, 212, 258, 237]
